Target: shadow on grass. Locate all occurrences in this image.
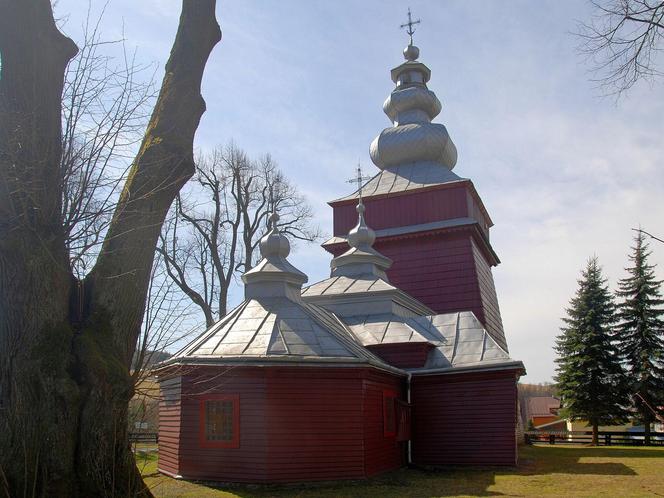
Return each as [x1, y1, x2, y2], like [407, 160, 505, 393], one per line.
[145, 445, 662, 498]
[177, 468, 507, 498]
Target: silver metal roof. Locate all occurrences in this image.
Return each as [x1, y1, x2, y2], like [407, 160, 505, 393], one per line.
[332, 162, 464, 202]
[163, 212, 403, 375]
[344, 311, 515, 372]
[305, 204, 518, 375]
[170, 297, 383, 363]
[303, 274, 396, 297]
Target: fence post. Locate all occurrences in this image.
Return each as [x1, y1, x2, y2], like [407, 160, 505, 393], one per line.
[549, 434, 555, 445]
[605, 434, 611, 446]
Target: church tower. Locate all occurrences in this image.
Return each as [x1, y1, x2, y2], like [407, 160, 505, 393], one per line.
[323, 16, 508, 351]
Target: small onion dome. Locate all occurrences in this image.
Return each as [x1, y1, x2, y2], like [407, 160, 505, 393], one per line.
[331, 200, 392, 277]
[403, 43, 420, 61]
[259, 212, 290, 259]
[347, 202, 375, 249]
[242, 211, 307, 297]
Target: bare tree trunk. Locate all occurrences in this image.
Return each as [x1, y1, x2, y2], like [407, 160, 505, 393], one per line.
[0, 1, 220, 496]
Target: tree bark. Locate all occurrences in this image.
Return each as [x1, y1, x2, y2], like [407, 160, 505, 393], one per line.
[0, 1, 220, 496]
[591, 422, 599, 446]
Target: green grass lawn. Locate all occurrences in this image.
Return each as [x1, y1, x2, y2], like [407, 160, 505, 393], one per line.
[138, 445, 664, 498]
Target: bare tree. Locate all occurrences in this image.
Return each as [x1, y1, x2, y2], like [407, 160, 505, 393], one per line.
[132, 251, 203, 388]
[60, 7, 156, 277]
[578, 0, 664, 95]
[0, 1, 221, 496]
[159, 143, 321, 326]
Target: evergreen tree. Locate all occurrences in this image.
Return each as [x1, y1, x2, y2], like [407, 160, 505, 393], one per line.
[555, 257, 628, 444]
[615, 231, 664, 444]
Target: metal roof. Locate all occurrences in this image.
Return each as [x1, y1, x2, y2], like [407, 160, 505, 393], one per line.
[332, 162, 464, 202]
[165, 295, 403, 375]
[303, 275, 396, 298]
[343, 311, 515, 372]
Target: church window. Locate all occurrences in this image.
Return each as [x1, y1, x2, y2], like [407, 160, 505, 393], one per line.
[383, 390, 397, 437]
[199, 394, 240, 448]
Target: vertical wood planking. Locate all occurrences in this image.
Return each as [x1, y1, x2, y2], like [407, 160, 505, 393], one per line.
[411, 370, 519, 466]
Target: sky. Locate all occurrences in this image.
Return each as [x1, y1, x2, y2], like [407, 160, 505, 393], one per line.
[54, 1, 664, 384]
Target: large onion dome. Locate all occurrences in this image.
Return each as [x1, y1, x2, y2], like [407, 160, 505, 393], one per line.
[369, 42, 457, 172]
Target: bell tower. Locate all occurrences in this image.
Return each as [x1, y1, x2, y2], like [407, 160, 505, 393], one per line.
[323, 13, 508, 350]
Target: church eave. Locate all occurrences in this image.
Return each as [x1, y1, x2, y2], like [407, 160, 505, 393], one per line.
[406, 359, 526, 377]
[153, 355, 408, 377]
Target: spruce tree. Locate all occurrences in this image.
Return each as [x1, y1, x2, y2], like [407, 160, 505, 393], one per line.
[615, 231, 664, 444]
[555, 257, 628, 444]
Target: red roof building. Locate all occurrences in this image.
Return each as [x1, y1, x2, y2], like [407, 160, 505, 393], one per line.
[155, 28, 525, 483]
[526, 396, 561, 429]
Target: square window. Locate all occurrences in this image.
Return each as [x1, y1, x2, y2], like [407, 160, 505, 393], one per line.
[199, 394, 239, 448]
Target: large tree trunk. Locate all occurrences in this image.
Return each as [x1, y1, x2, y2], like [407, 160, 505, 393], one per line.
[0, 1, 220, 497]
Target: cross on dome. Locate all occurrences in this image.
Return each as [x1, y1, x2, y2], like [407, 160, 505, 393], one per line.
[400, 8, 421, 61]
[346, 163, 372, 203]
[400, 7, 421, 45]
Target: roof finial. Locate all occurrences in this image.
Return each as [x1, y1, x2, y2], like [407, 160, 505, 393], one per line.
[346, 161, 371, 205]
[400, 7, 421, 46]
[267, 184, 278, 230]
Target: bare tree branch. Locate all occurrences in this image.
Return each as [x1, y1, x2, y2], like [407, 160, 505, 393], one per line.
[161, 142, 321, 324]
[577, 0, 664, 96]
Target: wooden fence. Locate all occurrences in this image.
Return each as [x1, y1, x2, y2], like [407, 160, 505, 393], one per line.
[129, 432, 158, 444]
[525, 431, 664, 446]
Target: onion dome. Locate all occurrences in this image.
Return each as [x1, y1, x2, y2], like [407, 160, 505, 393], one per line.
[242, 212, 307, 298]
[369, 41, 457, 172]
[331, 200, 392, 278]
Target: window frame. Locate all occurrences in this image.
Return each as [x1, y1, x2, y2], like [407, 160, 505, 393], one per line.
[198, 394, 240, 449]
[383, 390, 397, 438]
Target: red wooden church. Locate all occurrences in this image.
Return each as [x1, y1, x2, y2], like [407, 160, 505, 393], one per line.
[154, 31, 525, 483]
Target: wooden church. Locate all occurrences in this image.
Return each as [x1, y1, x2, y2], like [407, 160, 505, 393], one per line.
[154, 23, 525, 483]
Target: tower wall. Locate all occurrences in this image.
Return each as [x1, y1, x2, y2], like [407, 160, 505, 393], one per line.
[326, 182, 507, 351]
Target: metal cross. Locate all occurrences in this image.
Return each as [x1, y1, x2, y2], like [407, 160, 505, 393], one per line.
[400, 8, 421, 45]
[346, 162, 372, 202]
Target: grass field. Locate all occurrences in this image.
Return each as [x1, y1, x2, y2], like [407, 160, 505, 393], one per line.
[139, 444, 664, 497]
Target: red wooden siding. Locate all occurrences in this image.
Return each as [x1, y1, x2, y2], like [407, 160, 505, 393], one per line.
[262, 368, 366, 482]
[361, 372, 406, 477]
[367, 343, 433, 369]
[158, 366, 406, 483]
[410, 370, 519, 466]
[333, 184, 470, 237]
[157, 376, 182, 477]
[471, 238, 506, 350]
[377, 232, 485, 318]
[178, 367, 268, 482]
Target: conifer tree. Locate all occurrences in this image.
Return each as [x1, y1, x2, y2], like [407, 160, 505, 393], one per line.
[615, 231, 664, 444]
[555, 257, 628, 444]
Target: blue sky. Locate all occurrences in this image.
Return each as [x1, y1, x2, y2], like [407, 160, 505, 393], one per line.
[55, 1, 664, 383]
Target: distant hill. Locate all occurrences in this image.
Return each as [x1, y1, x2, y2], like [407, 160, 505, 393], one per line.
[131, 350, 172, 372]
